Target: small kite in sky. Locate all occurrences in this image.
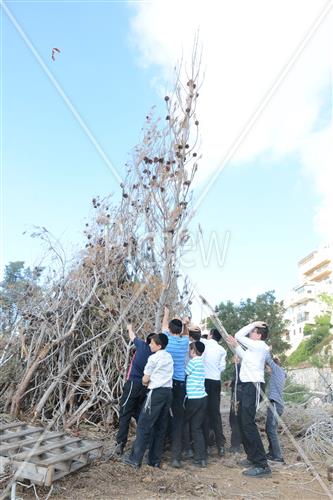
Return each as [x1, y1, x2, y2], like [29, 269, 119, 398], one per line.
[51, 48, 61, 61]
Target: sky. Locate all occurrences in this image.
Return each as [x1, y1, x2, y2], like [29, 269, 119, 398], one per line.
[1, 0, 332, 321]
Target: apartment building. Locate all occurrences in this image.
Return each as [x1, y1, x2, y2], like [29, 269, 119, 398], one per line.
[284, 246, 333, 352]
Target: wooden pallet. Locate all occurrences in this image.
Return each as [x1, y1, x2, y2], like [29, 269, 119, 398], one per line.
[0, 421, 103, 486]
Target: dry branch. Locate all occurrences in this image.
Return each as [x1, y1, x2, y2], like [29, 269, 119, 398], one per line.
[0, 49, 202, 429]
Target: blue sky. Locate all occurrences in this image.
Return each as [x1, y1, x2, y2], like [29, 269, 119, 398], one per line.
[2, 1, 330, 320]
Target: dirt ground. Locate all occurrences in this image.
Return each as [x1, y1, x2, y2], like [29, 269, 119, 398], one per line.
[9, 425, 333, 500]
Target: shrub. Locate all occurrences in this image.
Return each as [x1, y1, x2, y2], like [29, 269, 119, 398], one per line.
[283, 378, 310, 403]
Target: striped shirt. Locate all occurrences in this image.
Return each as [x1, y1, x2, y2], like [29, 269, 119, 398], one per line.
[265, 355, 287, 407]
[164, 331, 189, 381]
[185, 357, 207, 399]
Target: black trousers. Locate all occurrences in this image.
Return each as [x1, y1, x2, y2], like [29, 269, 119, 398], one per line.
[237, 382, 268, 468]
[116, 380, 147, 446]
[170, 379, 186, 460]
[184, 397, 207, 461]
[203, 379, 226, 449]
[130, 387, 172, 466]
[229, 383, 243, 448]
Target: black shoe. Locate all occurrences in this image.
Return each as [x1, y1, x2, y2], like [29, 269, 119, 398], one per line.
[239, 458, 253, 467]
[266, 454, 285, 463]
[193, 459, 207, 468]
[115, 442, 125, 457]
[228, 446, 241, 454]
[171, 459, 181, 468]
[122, 456, 140, 468]
[218, 446, 225, 457]
[148, 462, 161, 468]
[242, 466, 272, 477]
[183, 449, 194, 460]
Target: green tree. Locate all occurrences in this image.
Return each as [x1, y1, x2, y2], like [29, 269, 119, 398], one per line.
[208, 290, 290, 380]
[0, 261, 43, 333]
[287, 314, 332, 367]
[319, 292, 333, 309]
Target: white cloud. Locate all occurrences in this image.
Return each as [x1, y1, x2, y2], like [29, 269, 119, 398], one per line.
[300, 126, 332, 244]
[130, 0, 332, 243]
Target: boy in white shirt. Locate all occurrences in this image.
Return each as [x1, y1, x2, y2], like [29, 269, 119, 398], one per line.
[123, 333, 173, 468]
[227, 321, 271, 478]
[201, 328, 227, 457]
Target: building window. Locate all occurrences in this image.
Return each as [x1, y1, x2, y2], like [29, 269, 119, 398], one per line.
[299, 327, 302, 334]
[297, 312, 309, 323]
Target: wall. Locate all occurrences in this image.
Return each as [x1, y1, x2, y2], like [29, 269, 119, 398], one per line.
[288, 366, 332, 393]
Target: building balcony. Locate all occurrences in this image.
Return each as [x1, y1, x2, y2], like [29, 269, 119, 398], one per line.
[285, 284, 316, 307]
[309, 268, 331, 282]
[299, 246, 332, 279]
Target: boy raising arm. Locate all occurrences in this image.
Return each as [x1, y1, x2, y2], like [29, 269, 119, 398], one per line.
[227, 322, 271, 478]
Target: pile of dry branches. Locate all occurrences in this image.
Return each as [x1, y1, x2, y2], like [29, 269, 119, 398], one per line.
[0, 51, 202, 429]
[281, 404, 333, 462]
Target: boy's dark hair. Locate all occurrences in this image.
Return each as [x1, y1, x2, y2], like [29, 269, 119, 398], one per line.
[256, 325, 269, 341]
[201, 333, 208, 339]
[210, 328, 222, 342]
[190, 341, 205, 356]
[189, 329, 201, 341]
[151, 333, 169, 349]
[169, 318, 183, 334]
[273, 356, 281, 366]
[146, 333, 155, 344]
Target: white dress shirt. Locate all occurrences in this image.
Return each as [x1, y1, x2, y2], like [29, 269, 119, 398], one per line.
[143, 350, 173, 390]
[201, 338, 226, 380]
[235, 322, 270, 383]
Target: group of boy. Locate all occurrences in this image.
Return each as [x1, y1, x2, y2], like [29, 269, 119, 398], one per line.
[115, 309, 286, 478]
